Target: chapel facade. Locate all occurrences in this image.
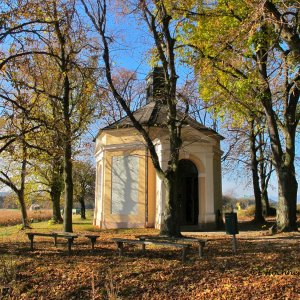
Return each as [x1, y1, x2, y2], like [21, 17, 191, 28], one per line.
[94, 68, 223, 230]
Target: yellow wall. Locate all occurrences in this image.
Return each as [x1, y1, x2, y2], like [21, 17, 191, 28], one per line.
[97, 129, 160, 228]
[102, 129, 144, 145]
[102, 148, 147, 228]
[213, 153, 222, 212]
[147, 155, 156, 227]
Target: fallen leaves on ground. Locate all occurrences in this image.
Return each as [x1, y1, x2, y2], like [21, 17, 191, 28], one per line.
[0, 227, 299, 300]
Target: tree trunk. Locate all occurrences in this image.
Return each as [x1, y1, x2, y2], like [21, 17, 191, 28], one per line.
[259, 160, 272, 216]
[276, 165, 298, 231]
[263, 93, 298, 230]
[160, 173, 181, 237]
[50, 159, 63, 223]
[261, 184, 271, 216]
[19, 137, 30, 229]
[258, 131, 272, 216]
[19, 191, 29, 229]
[62, 75, 73, 233]
[51, 186, 63, 224]
[159, 103, 183, 237]
[79, 197, 86, 219]
[249, 120, 265, 223]
[52, 196, 63, 223]
[256, 48, 298, 231]
[63, 138, 73, 232]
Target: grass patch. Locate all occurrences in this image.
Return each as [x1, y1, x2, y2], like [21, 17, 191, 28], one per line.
[0, 212, 96, 239]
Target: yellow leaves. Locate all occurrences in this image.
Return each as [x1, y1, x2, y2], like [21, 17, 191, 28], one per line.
[147, 47, 160, 68]
[0, 117, 6, 129]
[84, 81, 94, 95]
[8, 45, 16, 55]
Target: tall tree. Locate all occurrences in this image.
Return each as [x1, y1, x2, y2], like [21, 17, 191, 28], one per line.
[221, 117, 267, 222]
[30, 133, 65, 224]
[175, 0, 299, 231]
[257, 1, 299, 230]
[16, 0, 99, 232]
[0, 107, 38, 229]
[249, 119, 264, 223]
[257, 127, 273, 216]
[81, 0, 192, 237]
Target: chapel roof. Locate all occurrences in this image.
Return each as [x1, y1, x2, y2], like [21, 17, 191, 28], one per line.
[98, 101, 224, 140]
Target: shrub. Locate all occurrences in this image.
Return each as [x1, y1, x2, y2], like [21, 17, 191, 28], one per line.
[244, 205, 255, 217]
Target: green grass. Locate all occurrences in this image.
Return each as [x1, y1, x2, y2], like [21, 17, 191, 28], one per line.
[0, 225, 23, 237]
[0, 210, 96, 238]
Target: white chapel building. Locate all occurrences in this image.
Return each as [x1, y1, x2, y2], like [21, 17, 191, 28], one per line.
[94, 67, 223, 230]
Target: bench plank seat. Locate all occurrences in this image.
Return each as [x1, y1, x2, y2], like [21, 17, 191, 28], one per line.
[136, 235, 207, 257]
[27, 232, 100, 253]
[51, 232, 100, 250]
[111, 238, 191, 262]
[26, 232, 78, 254]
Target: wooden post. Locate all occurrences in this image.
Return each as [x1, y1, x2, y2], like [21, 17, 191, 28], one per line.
[182, 246, 188, 263]
[232, 234, 237, 254]
[54, 234, 57, 247]
[28, 234, 34, 251]
[141, 243, 146, 253]
[91, 237, 96, 250]
[67, 238, 72, 255]
[198, 241, 205, 257]
[117, 242, 123, 256]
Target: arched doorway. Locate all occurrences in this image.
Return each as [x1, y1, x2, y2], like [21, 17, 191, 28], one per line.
[178, 159, 199, 225]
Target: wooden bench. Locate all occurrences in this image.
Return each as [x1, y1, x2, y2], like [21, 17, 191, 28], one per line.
[26, 232, 78, 254]
[136, 235, 207, 257]
[111, 238, 191, 263]
[83, 234, 100, 250]
[52, 232, 100, 251]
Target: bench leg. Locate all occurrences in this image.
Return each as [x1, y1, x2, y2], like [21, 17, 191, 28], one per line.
[182, 247, 188, 263]
[54, 235, 57, 247]
[67, 239, 73, 255]
[28, 235, 34, 251]
[198, 242, 205, 257]
[116, 242, 123, 256]
[90, 238, 97, 250]
[141, 243, 146, 254]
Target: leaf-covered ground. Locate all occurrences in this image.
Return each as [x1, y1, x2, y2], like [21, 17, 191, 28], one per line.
[0, 221, 299, 299]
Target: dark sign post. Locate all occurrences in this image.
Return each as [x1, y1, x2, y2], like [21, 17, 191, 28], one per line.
[225, 212, 239, 253]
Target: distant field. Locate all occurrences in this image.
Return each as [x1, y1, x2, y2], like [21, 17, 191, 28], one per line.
[0, 209, 53, 227]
